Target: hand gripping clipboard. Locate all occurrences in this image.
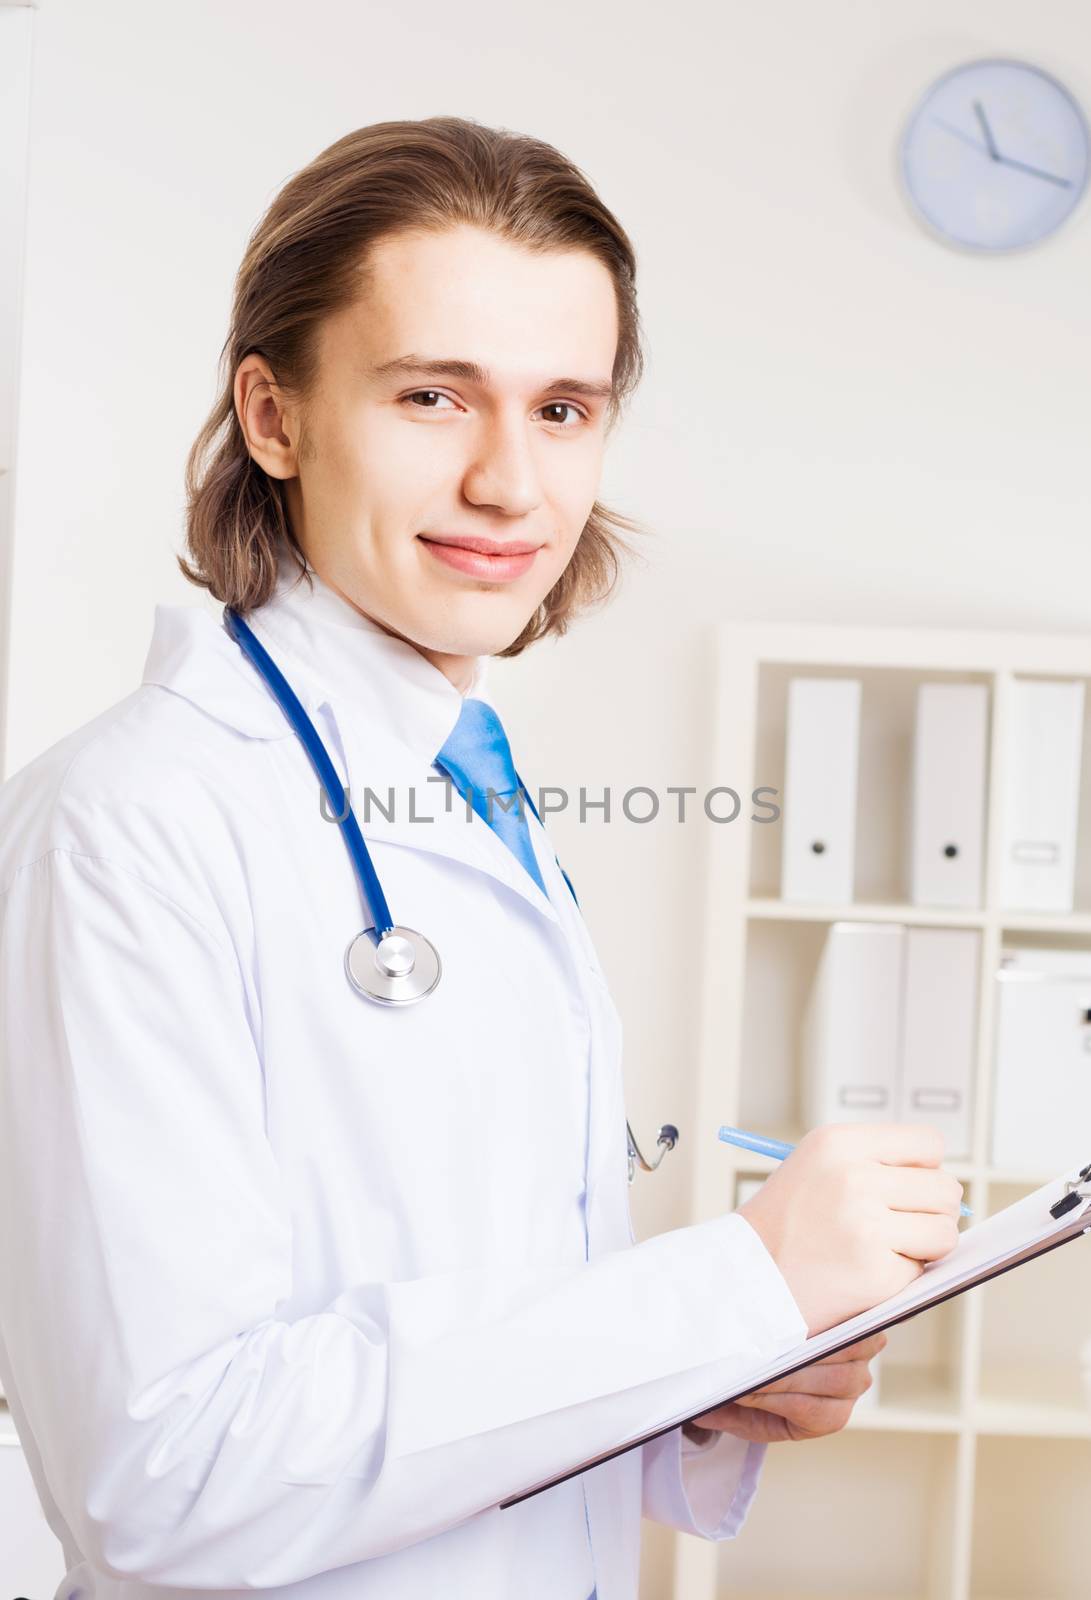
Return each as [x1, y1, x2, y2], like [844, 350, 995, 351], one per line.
[499, 1160, 1091, 1510]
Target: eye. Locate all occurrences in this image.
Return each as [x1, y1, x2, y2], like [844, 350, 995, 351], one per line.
[398, 391, 588, 426]
[401, 390, 458, 411]
[536, 401, 587, 428]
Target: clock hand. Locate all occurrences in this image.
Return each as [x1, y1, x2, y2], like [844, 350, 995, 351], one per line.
[973, 100, 1001, 160]
[930, 116, 1073, 187]
[995, 151, 1073, 188]
[931, 115, 988, 156]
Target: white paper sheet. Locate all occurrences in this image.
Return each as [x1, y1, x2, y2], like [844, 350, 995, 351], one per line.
[501, 1159, 1091, 1508]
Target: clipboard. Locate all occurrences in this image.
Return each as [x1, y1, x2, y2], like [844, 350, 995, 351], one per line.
[499, 1160, 1091, 1510]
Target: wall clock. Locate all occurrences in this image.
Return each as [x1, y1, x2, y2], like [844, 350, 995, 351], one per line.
[900, 58, 1090, 251]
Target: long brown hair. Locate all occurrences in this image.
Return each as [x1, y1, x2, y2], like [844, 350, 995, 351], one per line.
[179, 115, 647, 657]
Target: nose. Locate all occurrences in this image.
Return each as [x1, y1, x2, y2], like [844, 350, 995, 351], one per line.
[461, 409, 544, 518]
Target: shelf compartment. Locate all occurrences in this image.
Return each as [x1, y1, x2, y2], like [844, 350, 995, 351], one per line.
[969, 1435, 1091, 1599]
[735, 917, 980, 1169]
[974, 1366, 1091, 1436]
[873, 1296, 964, 1408]
[737, 918, 828, 1137]
[849, 1363, 964, 1434]
[748, 661, 993, 909]
[715, 1429, 960, 1600]
[976, 1182, 1091, 1426]
[847, 1291, 966, 1436]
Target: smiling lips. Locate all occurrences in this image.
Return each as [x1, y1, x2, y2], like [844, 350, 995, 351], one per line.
[418, 533, 542, 582]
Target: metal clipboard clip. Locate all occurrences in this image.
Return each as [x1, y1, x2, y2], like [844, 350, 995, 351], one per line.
[1049, 1160, 1091, 1221]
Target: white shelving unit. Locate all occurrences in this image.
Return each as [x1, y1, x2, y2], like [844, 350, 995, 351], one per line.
[672, 621, 1091, 1600]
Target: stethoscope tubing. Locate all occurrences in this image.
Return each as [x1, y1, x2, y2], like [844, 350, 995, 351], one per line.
[223, 607, 397, 939]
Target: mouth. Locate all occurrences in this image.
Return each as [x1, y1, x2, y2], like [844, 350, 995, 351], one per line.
[417, 533, 544, 582]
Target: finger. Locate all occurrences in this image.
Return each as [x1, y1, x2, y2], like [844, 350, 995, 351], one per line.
[740, 1359, 875, 1402]
[878, 1165, 965, 1218]
[759, 1333, 887, 1382]
[819, 1121, 945, 1169]
[740, 1389, 855, 1436]
[887, 1209, 961, 1262]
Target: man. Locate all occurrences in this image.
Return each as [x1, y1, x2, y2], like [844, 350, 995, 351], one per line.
[0, 117, 956, 1600]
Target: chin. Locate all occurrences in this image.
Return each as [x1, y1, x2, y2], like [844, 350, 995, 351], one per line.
[423, 592, 542, 658]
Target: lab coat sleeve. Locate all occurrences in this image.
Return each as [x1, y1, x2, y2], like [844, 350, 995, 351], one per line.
[0, 848, 809, 1589]
[638, 1204, 807, 1541]
[641, 1426, 769, 1540]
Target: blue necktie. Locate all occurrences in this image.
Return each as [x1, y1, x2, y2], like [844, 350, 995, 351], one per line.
[434, 697, 548, 897]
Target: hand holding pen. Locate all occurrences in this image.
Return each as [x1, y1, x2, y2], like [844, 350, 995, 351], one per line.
[721, 1122, 969, 1338]
[720, 1126, 973, 1216]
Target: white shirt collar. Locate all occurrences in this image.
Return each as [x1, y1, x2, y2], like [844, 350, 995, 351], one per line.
[244, 551, 492, 768]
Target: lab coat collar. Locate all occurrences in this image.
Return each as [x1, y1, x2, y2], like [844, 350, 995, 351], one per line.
[140, 565, 562, 928]
[141, 601, 288, 741]
[244, 554, 493, 768]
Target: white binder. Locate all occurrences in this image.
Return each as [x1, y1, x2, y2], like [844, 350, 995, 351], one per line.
[898, 927, 978, 1159]
[803, 923, 978, 1158]
[782, 678, 861, 903]
[999, 678, 1085, 913]
[909, 683, 988, 908]
[992, 946, 1091, 1173]
[802, 922, 903, 1128]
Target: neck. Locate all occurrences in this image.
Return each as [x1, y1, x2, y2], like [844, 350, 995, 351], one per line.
[302, 559, 477, 696]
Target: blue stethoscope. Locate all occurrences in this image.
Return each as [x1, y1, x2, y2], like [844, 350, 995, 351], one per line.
[223, 605, 677, 1177]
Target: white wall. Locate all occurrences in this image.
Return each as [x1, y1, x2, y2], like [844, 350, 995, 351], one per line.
[3, 0, 1090, 1592]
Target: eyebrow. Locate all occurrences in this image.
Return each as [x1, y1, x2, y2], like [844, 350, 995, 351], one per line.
[368, 354, 615, 402]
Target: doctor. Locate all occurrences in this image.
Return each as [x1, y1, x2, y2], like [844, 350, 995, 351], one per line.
[0, 116, 960, 1600]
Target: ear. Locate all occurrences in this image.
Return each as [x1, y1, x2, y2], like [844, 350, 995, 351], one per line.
[234, 352, 300, 481]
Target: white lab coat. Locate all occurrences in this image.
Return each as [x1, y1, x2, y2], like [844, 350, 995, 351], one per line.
[0, 561, 809, 1600]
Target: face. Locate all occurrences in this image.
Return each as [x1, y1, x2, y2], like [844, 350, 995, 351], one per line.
[237, 224, 619, 690]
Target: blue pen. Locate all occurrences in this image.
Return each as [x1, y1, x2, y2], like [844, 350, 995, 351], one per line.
[718, 1125, 973, 1217]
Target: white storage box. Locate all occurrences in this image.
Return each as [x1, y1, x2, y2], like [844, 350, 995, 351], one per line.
[998, 679, 1085, 913]
[991, 945, 1091, 1174]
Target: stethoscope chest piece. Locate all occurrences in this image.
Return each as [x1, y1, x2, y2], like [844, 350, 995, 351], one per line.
[345, 925, 442, 1006]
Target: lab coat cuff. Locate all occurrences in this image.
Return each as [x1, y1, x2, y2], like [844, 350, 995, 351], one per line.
[729, 1210, 810, 1343]
[681, 1427, 768, 1539]
[641, 1425, 768, 1540]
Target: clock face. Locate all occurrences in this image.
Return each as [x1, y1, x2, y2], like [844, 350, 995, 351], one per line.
[901, 58, 1090, 251]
